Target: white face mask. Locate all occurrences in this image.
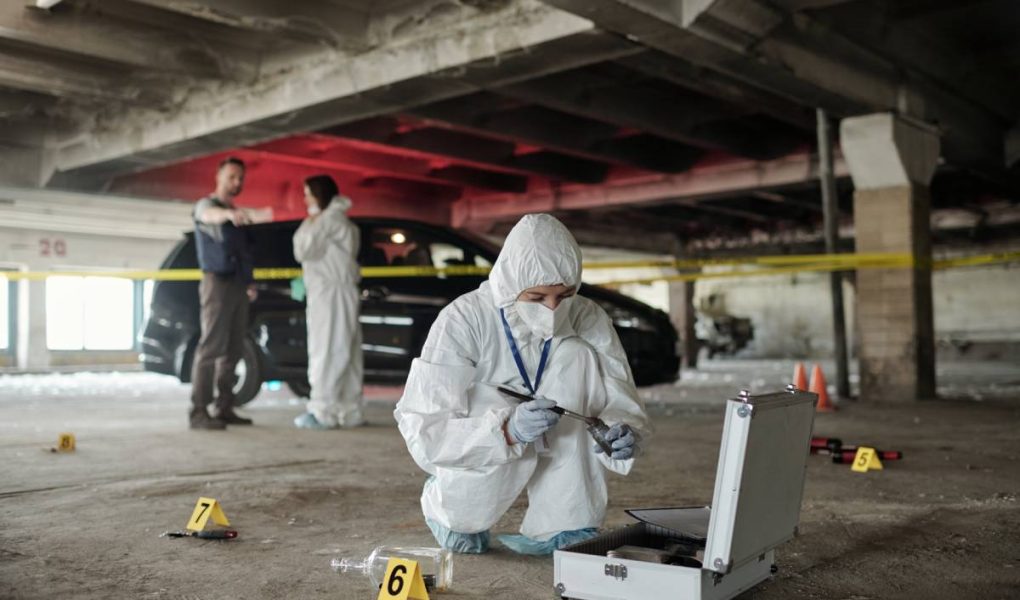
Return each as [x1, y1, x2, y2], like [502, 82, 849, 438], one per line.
[514, 296, 573, 340]
[307, 204, 321, 216]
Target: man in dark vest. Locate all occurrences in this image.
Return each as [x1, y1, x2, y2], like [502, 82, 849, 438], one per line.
[189, 156, 260, 429]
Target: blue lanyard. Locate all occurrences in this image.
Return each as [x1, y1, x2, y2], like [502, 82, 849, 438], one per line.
[499, 308, 551, 395]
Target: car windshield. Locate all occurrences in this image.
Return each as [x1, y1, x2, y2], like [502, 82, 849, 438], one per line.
[363, 226, 493, 269]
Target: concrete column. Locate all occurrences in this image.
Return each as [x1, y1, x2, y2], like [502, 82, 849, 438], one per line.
[19, 280, 49, 369]
[840, 113, 939, 402]
[668, 280, 698, 369]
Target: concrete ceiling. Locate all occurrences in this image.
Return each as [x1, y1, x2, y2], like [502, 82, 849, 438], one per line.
[1, 0, 1019, 254]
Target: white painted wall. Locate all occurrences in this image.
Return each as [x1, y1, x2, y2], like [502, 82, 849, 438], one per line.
[0, 187, 190, 369]
[580, 244, 1020, 359]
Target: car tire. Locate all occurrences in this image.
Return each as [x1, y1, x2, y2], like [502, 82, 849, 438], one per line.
[231, 337, 263, 406]
[286, 378, 311, 398]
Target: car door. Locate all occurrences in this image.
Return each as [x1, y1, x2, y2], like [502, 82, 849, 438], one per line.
[247, 221, 308, 373]
[357, 221, 491, 379]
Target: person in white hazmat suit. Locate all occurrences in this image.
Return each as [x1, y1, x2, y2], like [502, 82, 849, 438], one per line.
[394, 214, 650, 555]
[292, 175, 365, 429]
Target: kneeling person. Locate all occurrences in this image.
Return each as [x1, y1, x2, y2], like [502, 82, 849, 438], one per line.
[394, 214, 649, 555]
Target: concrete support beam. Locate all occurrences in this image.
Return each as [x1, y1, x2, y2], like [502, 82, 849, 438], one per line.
[0, 126, 53, 188]
[668, 279, 699, 369]
[322, 119, 609, 184]
[841, 113, 938, 402]
[543, 0, 1006, 170]
[0, 50, 150, 102]
[124, 0, 370, 46]
[495, 69, 801, 159]
[49, 3, 633, 188]
[0, 2, 248, 77]
[412, 95, 705, 173]
[452, 151, 847, 229]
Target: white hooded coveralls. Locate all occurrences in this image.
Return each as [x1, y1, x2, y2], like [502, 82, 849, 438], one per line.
[394, 214, 650, 541]
[293, 196, 364, 427]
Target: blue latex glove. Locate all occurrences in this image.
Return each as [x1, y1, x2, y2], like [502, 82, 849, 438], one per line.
[497, 528, 599, 556]
[594, 423, 639, 460]
[507, 398, 561, 444]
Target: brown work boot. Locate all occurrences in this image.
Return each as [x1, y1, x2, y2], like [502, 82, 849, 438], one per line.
[190, 409, 227, 430]
[213, 409, 253, 426]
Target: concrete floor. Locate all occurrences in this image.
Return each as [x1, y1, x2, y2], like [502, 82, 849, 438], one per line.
[1, 360, 1019, 599]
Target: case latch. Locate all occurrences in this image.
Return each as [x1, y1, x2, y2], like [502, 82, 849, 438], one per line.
[604, 563, 628, 580]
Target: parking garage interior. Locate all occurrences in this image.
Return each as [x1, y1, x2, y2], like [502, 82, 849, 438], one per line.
[1, 1, 1019, 598]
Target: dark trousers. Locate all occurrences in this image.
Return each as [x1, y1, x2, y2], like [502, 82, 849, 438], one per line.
[190, 273, 249, 413]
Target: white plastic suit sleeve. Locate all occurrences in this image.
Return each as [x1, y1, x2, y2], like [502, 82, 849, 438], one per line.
[396, 358, 525, 471]
[575, 300, 652, 437]
[293, 217, 330, 263]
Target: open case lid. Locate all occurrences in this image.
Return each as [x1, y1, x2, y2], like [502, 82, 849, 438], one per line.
[625, 507, 711, 543]
[703, 387, 817, 574]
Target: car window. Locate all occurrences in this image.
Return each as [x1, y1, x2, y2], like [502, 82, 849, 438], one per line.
[251, 223, 300, 268]
[362, 225, 491, 269]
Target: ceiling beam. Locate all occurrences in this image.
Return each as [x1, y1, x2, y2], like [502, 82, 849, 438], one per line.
[494, 68, 798, 160]
[492, 213, 682, 254]
[411, 94, 705, 173]
[453, 151, 848, 229]
[0, 2, 248, 77]
[804, 2, 1018, 121]
[678, 199, 771, 223]
[751, 190, 823, 213]
[48, 8, 638, 190]
[322, 118, 608, 184]
[0, 49, 154, 102]
[614, 52, 814, 131]
[123, 0, 371, 47]
[241, 140, 528, 193]
[542, 0, 1008, 171]
[0, 89, 53, 117]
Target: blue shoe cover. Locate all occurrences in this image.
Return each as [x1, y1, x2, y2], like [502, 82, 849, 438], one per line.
[293, 412, 334, 430]
[497, 528, 599, 556]
[425, 517, 489, 554]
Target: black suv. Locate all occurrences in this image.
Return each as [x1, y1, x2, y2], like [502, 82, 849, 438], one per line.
[140, 218, 680, 404]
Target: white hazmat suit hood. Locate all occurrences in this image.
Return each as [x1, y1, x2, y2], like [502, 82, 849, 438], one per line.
[487, 214, 583, 308]
[394, 213, 651, 543]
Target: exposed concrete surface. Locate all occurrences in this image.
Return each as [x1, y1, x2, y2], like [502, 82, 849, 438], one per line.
[1, 361, 1019, 599]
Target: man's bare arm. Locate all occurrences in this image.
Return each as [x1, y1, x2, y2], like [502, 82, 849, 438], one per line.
[196, 206, 274, 226]
[197, 206, 248, 226]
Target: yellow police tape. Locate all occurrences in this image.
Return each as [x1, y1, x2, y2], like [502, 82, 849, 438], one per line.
[1, 251, 1017, 283]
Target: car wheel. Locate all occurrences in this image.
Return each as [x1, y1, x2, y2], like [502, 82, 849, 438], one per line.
[230, 337, 263, 407]
[286, 378, 311, 398]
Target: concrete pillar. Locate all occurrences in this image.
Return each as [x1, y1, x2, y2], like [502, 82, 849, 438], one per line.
[19, 280, 49, 369]
[840, 113, 939, 402]
[668, 280, 698, 369]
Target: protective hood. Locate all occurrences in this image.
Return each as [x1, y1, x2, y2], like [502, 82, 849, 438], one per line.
[328, 195, 352, 213]
[488, 214, 582, 308]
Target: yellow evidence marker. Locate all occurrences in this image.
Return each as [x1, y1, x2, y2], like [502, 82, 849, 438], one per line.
[186, 497, 231, 531]
[377, 557, 430, 600]
[851, 446, 884, 473]
[57, 433, 76, 452]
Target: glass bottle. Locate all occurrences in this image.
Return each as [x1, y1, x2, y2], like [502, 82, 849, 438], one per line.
[331, 546, 453, 592]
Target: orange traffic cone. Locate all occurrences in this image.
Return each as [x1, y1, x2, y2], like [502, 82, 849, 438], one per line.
[809, 363, 836, 412]
[793, 362, 808, 391]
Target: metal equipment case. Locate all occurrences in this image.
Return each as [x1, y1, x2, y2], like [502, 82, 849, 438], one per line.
[553, 387, 817, 600]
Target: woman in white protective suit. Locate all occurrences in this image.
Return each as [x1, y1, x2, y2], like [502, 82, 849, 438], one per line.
[394, 214, 650, 555]
[292, 175, 365, 429]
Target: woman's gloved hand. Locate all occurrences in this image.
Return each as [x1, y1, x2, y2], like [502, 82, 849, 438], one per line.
[507, 399, 561, 444]
[594, 423, 640, 460]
